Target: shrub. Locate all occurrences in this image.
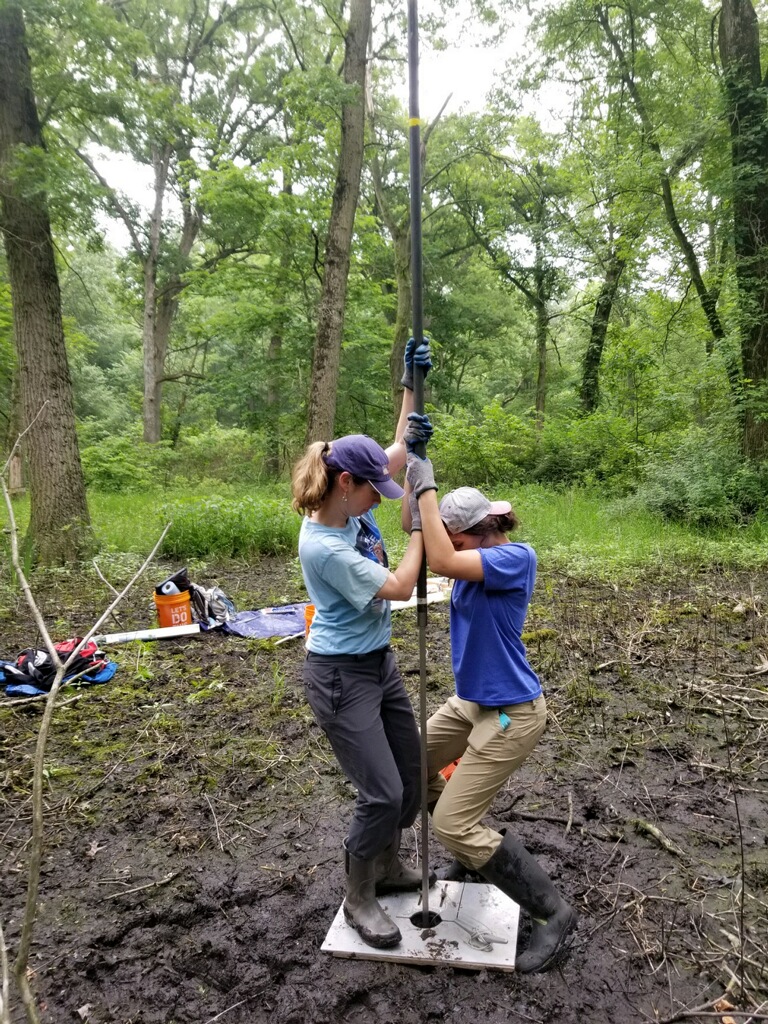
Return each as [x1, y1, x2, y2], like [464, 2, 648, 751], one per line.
[429, 406, 640, 492]
[81, 433, 176, 491]
[161, 494, 300, 558]
[533, 413, 641, 491]
[173, 426, 266, 485]
[631, 427, 768, 527]
[430, 404, 538, 488]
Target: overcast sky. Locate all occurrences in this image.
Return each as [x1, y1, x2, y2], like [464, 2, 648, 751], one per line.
[411, 3, 527, 119]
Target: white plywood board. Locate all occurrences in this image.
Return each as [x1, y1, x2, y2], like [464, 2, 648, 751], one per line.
[322, 881, 519, 971]
[391, 576, 452, 611]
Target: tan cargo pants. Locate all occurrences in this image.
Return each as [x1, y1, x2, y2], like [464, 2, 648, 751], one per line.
[427, 693, 547, 869]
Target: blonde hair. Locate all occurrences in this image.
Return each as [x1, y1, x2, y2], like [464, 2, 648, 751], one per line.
[292, 441, 336, 515]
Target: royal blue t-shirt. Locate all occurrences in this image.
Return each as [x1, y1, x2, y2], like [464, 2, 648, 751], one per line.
[450, 542, 542, 706]
[299, 511, 391, 655]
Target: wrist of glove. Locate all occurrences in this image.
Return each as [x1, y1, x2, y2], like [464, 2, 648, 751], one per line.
[406, 454, 438, 498]
[407, 492, 422, 532]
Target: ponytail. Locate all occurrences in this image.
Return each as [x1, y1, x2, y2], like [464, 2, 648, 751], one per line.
[291, 441, 338, 514]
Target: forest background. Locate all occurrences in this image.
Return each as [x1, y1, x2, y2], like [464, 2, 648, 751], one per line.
[3, 0, 768, 567]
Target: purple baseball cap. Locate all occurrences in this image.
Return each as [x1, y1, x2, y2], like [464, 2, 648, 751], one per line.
[325, 434, 404, 500]
[439, 486, 512, 533]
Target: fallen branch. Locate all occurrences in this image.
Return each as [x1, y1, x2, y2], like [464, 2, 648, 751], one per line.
[630, 819, 686, 857]
[205, 795, 226, 851]
[91, 560, 124, 630]
[1, 694, 84, 711]
[202, 998, 252, 1024]
[0, 920, 10, 1024]
[659, 1010, 768, 1023]
[565, 790, 574, 835]
[104, 871, 179, 901]
[2, 470, 171, 1024]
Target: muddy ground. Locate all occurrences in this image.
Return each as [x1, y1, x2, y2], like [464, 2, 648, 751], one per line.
[1, 558, 767, 1024]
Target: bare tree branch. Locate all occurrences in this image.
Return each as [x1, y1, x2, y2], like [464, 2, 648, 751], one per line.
[2, 458, 172, 1023]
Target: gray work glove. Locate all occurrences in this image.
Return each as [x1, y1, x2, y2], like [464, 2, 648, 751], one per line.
[408, 491, 422, 532]
[406, 453, 438, 498]
[401, 337, 433, 391]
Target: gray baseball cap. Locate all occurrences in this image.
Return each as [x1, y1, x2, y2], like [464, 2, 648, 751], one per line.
[438, 486, 512, 533]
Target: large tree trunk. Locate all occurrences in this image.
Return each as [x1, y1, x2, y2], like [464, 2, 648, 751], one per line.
[719, 0, 768, 459]
[388, 225, 413, 422]
[265, 330, 282, 475]
[533, 235, 547, 429]
[142, 143, 172, 443]
[0, 3, 92, 564]
[305, 0, 372, 443]
[580, 250, 626, 414]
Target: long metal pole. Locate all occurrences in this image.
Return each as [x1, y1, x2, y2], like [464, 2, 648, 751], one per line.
[407, 0, 431, 927]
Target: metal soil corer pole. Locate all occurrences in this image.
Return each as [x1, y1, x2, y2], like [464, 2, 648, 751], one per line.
[406, 0, 432, 929]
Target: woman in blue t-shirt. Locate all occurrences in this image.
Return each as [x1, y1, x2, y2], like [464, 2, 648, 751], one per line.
[290, 342, 435, 950]
[406, 455, 577, 973]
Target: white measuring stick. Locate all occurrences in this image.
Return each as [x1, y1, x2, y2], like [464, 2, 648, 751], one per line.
[93, 624, 201, 644]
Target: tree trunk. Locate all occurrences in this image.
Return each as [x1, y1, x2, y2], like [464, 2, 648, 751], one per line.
[5, 370, 25, 494]
[0, 3, 92, 564]
[534, 302, 547, 428]
[265, 330, 282, 476]
[371, 165, 414, 432]
[719, 0, 768, 458]
[305, 0, 372, 444]
[387, 221, 412, 431]
[597, 8, 730, 359]
[580, 251, 626, 414]
[533, 237, 547, 429]
[142, 143, 171, 443]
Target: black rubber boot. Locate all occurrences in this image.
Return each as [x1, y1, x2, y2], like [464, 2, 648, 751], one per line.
[343, 842, 401, 949]
[478, 832, 577, 973]
[375, 830, 437, 895]
[437, 858, 481, 882]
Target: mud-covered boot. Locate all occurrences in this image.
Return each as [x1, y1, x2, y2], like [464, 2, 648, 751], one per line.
[375, 830, 437, 895]
[437, 858, 481, 882]
[478, 832, 577, 973]
[344, 842, 401, 949]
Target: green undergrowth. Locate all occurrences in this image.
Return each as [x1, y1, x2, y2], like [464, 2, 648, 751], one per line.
[378, 483, 768, 580]
[3, 481, 768, 581]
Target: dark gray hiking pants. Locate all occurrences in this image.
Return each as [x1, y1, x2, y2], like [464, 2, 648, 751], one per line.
[303, 647, 421, 860]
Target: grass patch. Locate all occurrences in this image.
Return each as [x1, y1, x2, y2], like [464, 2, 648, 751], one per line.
[377, 484, 768, 576]
[507, 484, 768, 577]
[160, 490, 297, 559]
[4, 481, 768, 575]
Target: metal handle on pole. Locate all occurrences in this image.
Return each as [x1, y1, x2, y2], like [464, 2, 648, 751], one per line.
[407, 0, 431, 928]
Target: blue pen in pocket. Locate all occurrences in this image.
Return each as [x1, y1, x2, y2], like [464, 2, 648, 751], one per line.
[499, 711, 512, 731]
